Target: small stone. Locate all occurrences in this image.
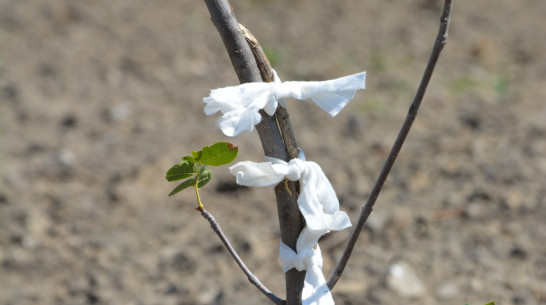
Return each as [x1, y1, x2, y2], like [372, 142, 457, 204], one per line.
[343, 115, 361, 138]
[408, 170, 430, 192]
[110, 103, 131, 122]
[56, 149, 75, 166]
[509, 246, 528, 260]
[387, 261, 426, 298]
[196, 287, 223, 305]
[460, 108, 481, 130]
[530, 281, 546, 302]
[335, 280, 368, 295]
[2, 83, 19, 101]
[503, 191, 524, 211]
[86, 291, 99, 305]
[367, 288, 388, 304]
[470, 278, 484, 292]
[365, 210, 389, 233]
[22, 235, 37, 249]
[61, 114, 77, 128]
[390, 206, 413, 233]
[512, 294, 526, 305]
[435, 282, 459, 300]
[164, 283, 180, 295]
[465, 203, 488, 219]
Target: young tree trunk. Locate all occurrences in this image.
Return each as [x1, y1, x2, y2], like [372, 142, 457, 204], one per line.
[203, 0, 306, 304]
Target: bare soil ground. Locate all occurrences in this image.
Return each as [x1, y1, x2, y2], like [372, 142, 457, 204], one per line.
[1, 0, 545, 304]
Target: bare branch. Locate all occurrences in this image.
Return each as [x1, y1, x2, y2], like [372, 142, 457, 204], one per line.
[327, 0, 453, 290]
[199, 208, 285, 305]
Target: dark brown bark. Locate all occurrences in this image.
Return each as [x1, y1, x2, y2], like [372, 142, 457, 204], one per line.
[203, 1, 305, 304]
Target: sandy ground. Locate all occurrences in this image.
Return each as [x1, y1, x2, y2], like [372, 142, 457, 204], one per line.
[1, 0, 545, 304]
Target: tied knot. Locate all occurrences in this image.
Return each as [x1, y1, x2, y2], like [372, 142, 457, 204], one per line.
[230, 153, 352, 305]
[230, 156, 351, 234]
[294, 248, 320, 271]
[267, 80, 291, 107]
[203, 69, 366, 136]
[279, 242, 332, 305]
[273, 157, 306, 182]
[279, 242, 322, 273]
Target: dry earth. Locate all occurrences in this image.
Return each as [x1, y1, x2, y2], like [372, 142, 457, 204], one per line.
[1, 0, 545, 305]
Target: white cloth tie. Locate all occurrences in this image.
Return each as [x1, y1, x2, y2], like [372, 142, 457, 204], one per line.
[229, 155, 351, 305]
[204, 70, 366, 136]
[230, 156, 351, 234]
[280, 243, 333, 305]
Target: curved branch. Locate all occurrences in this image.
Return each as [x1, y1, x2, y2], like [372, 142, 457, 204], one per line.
[199, 208, 285, 305]
[327, 0, 453, 290]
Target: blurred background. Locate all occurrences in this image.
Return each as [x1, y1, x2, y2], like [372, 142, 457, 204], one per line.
[1, 0, 545, 304]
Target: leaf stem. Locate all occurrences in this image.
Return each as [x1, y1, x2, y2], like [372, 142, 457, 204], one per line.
[194, 163, 205, 210]
[194, 184, 204, 210]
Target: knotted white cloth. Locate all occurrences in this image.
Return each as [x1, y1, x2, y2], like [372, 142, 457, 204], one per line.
[229, 154, 351, 305]
[204, 70, 366, 136]
[230, 156, 351, 234]
[280, 243, 333, 305]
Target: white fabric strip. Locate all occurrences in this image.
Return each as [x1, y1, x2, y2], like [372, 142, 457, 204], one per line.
[229, 155, 351, 305]
[204, 70, 366, 136]
[230, 157, 351, 234]
[280, 243, 333, 305]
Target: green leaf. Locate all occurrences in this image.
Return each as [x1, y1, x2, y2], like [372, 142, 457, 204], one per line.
[168, 178, 196, 196]
[165, 160, 196, 181]
[484, 302, 495, 305]
[192, 150, 202, 160]
[197, 169, 212, 188]
[182, 155, 195, 163]
[200, 142, 238, 166]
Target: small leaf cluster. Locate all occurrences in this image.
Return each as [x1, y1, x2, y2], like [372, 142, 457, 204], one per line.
[166, 142, 238, 196]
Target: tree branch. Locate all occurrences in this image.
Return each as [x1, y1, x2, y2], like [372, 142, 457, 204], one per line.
[327, 0, 453, 290]
[239, 23, 306, 304]
[203, 1, 305, 304]
[199, 208, 285, 305]
[240, 24, 300, 160]
[203, 0, 285, 160]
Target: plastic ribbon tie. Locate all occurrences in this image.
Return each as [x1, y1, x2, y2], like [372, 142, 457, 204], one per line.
[229, 153, 351, 305]
[204, 70, 366, 136]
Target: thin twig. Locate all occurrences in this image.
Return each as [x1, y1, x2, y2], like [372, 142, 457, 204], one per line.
[327, 0, 453, 290]
[199, 208, 285, 305]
